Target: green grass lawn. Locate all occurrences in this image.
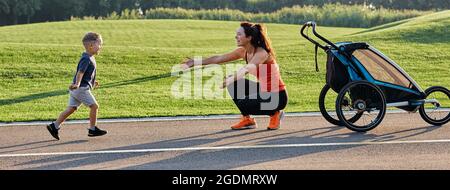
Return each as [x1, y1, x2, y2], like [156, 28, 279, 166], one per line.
[0, 11, 449, 122]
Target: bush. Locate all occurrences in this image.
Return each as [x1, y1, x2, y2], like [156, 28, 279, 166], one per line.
[143, 4, 429, 28]
[75, 4, 430, 28]
[107, 11, 120, 20]
[119, 9, 144, 20]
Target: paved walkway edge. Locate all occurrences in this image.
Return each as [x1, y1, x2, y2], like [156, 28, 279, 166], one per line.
[0, 110, 414, 127]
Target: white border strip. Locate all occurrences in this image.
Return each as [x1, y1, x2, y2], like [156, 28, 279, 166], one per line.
[0, 110, 412, 127]
[1, 139, 450, 158]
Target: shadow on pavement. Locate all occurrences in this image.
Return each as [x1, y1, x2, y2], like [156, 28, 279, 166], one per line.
[17, 124, 442, 170]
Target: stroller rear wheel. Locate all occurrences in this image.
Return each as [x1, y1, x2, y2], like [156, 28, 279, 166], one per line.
[319, 84, 362, 126]
[419, 86, 450, 126]
[336, 81, 386, 132]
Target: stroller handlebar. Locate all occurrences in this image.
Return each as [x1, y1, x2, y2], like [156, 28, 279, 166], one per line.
[300, 21, 339, 50]
[304, 21, 315, 27]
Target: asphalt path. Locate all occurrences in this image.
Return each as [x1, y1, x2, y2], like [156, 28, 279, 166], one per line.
[0, 112, 449, 170]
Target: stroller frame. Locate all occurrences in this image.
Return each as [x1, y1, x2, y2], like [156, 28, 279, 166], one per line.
[300, 21, 449, 132]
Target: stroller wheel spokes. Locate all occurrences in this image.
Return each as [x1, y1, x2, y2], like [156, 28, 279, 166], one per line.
[419, 86, 450, 126]
[336, 81, 387, 132]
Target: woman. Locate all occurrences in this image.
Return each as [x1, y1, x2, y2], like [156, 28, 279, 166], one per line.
[181, 22, 288, 130]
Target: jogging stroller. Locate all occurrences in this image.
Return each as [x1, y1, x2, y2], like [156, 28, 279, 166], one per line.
[300, 21, 450, 132]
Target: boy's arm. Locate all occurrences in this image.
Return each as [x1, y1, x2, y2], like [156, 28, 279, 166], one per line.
[94, 81, 100, 88]
[69, 72, 85, 90]
[70, 57, 90, 90]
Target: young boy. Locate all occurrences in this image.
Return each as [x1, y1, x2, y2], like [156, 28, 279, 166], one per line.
[46, 32, 107, 140]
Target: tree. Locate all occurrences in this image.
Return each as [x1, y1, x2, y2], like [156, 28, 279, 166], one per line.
[33, 0, 85, 22]
[1, 0, 449, 26]
[0, 0, 9, 14]
[1, 0, 41, 25]
[0, 0, 10, 25]
[21, 0, 41, 23]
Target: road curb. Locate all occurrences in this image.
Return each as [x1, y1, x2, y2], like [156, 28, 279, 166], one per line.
[0, 110, 414, 127]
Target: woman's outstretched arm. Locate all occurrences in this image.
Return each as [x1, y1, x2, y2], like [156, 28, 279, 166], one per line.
[181, 47, 245, 69]
[221, 50, 269, 89]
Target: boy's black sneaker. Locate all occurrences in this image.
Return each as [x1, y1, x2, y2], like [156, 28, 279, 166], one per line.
[46, 123, 60, 140]
[88, 127, 107, 137]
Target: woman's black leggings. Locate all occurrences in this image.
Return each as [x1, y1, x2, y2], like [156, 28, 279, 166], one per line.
[227, 79, 288, 116]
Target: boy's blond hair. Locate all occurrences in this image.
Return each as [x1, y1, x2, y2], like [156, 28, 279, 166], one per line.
[82, 32, 102, 45]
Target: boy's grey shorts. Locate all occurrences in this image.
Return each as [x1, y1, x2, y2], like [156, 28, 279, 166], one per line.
[68, 86, 98, 109]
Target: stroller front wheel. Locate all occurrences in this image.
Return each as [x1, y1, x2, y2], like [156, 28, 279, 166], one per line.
[336, 81, 387, 132]
[419, 86, 450, 126]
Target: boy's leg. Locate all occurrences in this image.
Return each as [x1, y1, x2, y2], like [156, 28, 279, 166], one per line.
[46, 92, 81, 140]
[68, 86, 106, 137]
[75, 87, 98, 129]
[54, 89, 82, 128]
[81, 90, 107, 137]
[55, 106, 77, 129]
[89, 103, 98, 128]
[87, 103, 107, 137]
[47, 106, 76, 140]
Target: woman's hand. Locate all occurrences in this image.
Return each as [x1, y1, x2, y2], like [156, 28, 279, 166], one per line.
[180, 57, 195, 70]
[221, 75, 235, 89]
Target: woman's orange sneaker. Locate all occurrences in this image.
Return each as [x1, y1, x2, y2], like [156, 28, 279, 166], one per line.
[268, 111, 285, 130]
[231, 116, 257, 130]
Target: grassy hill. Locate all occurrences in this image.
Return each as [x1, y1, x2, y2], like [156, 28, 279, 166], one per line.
[0, 11, 448, 122]
[347, 10, 450, 87]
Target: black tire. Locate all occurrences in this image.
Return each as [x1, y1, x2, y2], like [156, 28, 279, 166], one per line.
[319, 84, 342, 126]
[319, 84, 362, 126]
[336, 81, 386, 132]
[419, 86, 450, 126]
